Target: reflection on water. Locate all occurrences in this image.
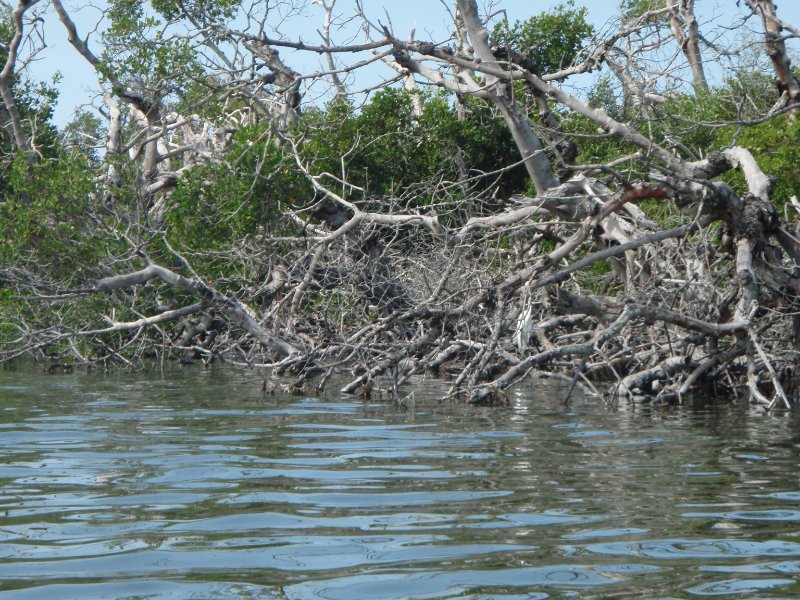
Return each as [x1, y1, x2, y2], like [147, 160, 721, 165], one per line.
[2, 367, 800, 598]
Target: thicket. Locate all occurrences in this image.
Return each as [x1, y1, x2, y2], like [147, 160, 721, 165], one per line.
[3, 0, 800, 407]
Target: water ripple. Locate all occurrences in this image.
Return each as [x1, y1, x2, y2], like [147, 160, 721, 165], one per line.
[282, 564, 661, 600]
[583, 539, 800, 559]
[685, 577, 795, 596]
[2, 368, 800, 598]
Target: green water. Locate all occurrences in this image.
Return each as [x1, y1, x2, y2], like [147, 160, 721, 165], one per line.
[2, 366, 800, 598]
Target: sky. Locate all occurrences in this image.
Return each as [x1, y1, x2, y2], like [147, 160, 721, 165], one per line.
[26, 0, 800, 128]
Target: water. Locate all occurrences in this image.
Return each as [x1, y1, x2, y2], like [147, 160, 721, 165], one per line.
[2, 367, 800, 598]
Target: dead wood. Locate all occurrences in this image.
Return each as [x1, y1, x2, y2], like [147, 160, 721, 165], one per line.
[6, 0, 800, 411]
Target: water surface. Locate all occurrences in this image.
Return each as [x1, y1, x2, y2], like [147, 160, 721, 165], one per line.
[2, 366, 800, 598]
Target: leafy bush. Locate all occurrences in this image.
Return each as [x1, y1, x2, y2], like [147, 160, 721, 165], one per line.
[167, 124, 311, 252]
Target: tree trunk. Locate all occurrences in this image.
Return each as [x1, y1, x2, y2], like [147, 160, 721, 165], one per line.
[455, 0, 559, 194]
[751, 0, 800, 108]
[669, 0, 708, 93]
[0, 0, 41, 153]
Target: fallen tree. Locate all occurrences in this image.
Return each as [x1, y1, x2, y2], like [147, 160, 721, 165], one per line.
[3, 0, 800, 408]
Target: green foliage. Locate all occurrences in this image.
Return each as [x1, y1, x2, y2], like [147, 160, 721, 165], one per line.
[567, 62, 800, 227]
[150, 0, 238, 21]
[17, 76, 60, 145]
[492, 1, 594, 74]
[619, 0, 668, 22]
[587, 76, 624, 119]
[102, 1, 204, 99]
[571, 66, 785, 184]
[167, 125, 310, 254]
[715, 70, 780, 121]
[166, 86, 531, 268]
[641, 70, 792, 208]
[718, 115, 800, 211]
[106, 0, 149, 33]
[0, 153, 110, 282]
[60, 109, 105, 163]
[300, 89, 526, 207]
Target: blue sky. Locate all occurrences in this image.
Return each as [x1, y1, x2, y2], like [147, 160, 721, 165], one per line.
[29, 0, 800, 127]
